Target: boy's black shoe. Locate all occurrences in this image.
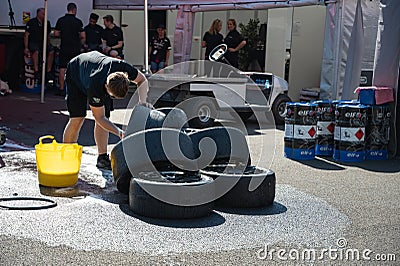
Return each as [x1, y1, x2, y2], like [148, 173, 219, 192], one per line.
[96, 154, 111, 170]
[45, 71, 54, 82]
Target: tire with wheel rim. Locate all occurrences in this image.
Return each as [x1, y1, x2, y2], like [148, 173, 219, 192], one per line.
[185, 97, 217, 128]
[272, 94, 291, 125]
[129, 172, 215, 219]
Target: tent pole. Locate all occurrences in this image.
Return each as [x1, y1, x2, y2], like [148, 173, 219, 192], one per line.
[144, 0, 149, 74]
[332, 1, 342, 100]
[41, 0, 48, 103]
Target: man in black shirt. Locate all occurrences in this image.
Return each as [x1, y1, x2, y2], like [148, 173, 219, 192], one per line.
[54, 3, 85, 95]
[64, 51, 152, 170]
[101, 15, 124, 58]
[24, 8, 54, 80]
[149, 24, 171, 73]
[83, 13, 103, 52]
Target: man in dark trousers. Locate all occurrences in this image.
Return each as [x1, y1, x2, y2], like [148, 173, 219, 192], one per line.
[101, 15, 124, 58]
[149, 24, 171, 73]
[24, 7, 54, 81]
[83, 13, 103, 52]
[63, 51, 152, 170]
[54, 2, 85, 96]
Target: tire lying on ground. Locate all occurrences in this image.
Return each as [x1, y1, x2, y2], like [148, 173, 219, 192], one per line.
[201, 165, 275, 208]
[188, 127, 251, 169]
[124, 106, 188, 137]
[125, 105, 162, 136]
[157, 107, 189, 129]
[111, 128, 198, 194]
[129, 171, 215, 219]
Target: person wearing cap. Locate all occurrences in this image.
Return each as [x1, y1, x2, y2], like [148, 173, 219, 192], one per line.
[63, 51, 153, 170]
[54, 3, 85, 96]
[149, 24, 171, 73]
[101, 15, 124, 58]
[83, 13, 103, 52]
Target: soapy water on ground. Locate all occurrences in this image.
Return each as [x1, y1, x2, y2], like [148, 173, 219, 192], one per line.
[0, 139, 33, 152]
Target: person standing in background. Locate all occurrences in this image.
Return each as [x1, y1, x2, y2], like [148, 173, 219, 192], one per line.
[54, 2, 85, 96]
[83, 13, 103, 52]
[201, 19, 223, 76]
[149, 24, 171, 74]
[224, 18, 246, 69]
[101, 15, 124, 58]
[24, 8, 54, 82]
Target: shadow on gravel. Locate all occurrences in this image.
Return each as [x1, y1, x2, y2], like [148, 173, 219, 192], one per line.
[286, 156, 346, 171]
[119, 204, 226, 228]
[322, 157, 400, 173]
[214, 119, 278, 137]
[288, 155, 400, 173]
[214, 201, 287, 216]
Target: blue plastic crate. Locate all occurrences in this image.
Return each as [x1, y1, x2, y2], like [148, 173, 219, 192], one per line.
[359, 88, 375, 105]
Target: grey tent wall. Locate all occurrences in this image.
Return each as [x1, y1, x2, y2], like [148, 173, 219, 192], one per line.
[372, 0, 400, 157]
[320, 0, 380, 100]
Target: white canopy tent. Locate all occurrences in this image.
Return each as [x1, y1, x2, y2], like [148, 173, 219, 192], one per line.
[94, 0, 323, 11]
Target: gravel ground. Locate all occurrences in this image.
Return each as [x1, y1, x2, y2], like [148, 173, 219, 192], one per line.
[0, 130, 399, 265]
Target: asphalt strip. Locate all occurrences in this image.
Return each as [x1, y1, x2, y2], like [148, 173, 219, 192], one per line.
[0, 150, 349, 255]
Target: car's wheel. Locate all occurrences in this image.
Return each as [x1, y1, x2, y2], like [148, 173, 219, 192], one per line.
[188, 127, 251, 169]
[201, 165, 275, 208]
[272, 94, 291, 125]
[111, 128, 198, 194]
[185, 97, 217, 128]
[129, 172, 215, 219]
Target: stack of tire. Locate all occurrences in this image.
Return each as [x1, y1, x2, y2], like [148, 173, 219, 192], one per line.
[111, 106, 275, 219]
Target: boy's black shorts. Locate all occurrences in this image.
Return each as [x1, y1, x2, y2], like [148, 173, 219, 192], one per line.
[65, 70, 113, 118]
[59, 49, 80, 68]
